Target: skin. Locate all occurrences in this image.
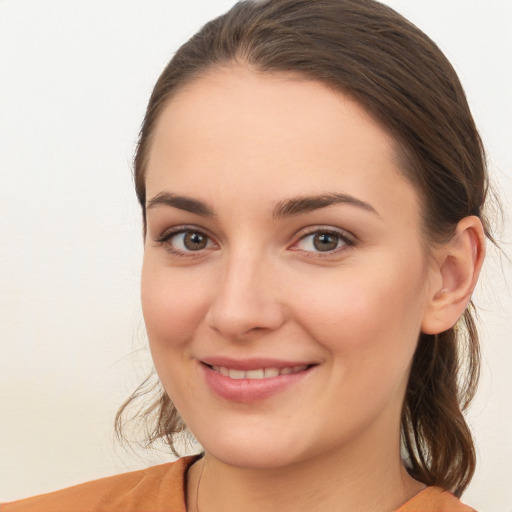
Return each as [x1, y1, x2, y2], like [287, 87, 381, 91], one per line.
[141, 65, 484, 512]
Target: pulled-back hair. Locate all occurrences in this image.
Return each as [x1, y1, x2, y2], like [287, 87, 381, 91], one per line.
[117, 0, 493, 496]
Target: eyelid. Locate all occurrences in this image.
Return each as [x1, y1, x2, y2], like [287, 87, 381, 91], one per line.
[153, 225, 218, 256]
[289, 226, 356, 254]
[152, 224, 356, 257]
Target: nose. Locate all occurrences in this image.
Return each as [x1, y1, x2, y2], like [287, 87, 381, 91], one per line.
[205, 252, 287, 340]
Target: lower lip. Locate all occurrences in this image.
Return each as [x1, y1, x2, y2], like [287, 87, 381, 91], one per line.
[201, 364, 314, 403]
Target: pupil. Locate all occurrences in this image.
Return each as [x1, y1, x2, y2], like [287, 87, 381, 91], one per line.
[313, 233, 338, 252]
[184, 232, 207, 250]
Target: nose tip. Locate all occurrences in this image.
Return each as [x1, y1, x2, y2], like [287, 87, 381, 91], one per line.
[205, 265, 286, 341]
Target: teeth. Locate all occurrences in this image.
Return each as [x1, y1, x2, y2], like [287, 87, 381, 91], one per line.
[229, 369, 246, 379]
[211, 365, 308, 379]
[264, 367, 280, 378]
[246, 369, 265, 379]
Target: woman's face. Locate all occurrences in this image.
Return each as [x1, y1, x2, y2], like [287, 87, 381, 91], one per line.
[141, 66, 437, 469]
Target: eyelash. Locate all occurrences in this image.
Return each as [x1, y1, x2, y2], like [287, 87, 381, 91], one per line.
[292, 227, 356, 256]
[154, 226, 216, 257]
[153, 225, 356, 258]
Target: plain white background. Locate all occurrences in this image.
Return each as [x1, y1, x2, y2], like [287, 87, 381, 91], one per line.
[0, 1, 511, 510]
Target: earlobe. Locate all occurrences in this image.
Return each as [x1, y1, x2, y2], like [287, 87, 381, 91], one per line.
[421, 216, 485, 335]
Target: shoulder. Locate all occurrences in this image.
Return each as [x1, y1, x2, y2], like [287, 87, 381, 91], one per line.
[0, 456, 198, 512]
[396, 486, 477, 512]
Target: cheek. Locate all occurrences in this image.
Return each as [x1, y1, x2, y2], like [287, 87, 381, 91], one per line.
[291, 262, 428, 432]
[140, 258, 211, 352]
[140, 259, 216, 407]
[293, 258, 428, 364]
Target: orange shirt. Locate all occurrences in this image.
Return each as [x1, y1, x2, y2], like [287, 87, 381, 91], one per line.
[1, 456, 476, 512]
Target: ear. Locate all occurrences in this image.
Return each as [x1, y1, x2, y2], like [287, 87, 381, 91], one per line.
[421, 216, 486, 335]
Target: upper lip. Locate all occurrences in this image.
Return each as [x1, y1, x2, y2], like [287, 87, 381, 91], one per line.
[200, 357, 317, 371]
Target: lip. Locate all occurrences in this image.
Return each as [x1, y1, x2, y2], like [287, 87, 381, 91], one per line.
[201, 356, 315, 371]
[199, 357, 317, 403]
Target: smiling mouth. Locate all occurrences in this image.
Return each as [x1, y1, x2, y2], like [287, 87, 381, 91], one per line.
[208, 364, 310, 380]
[201, 361, 316, 402]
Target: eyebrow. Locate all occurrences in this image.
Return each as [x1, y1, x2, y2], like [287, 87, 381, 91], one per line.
[146, 192, 215, 217]
[272, 192, 379, 219]
[146, 191, 379, 219]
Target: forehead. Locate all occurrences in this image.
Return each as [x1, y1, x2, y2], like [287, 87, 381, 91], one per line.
[146, 65, 420, 224]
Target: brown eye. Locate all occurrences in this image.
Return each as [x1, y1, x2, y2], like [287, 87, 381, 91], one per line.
[160, 229, 215, 254]
[183, 231, 208, 251]
[312, 233, 339, 252]
[294, 229, 353, 254]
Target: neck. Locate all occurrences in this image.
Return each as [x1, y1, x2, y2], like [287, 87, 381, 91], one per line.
[186, 427, 425, 512]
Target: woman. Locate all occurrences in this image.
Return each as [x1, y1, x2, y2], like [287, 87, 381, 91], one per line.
[1, 0, 496, 510]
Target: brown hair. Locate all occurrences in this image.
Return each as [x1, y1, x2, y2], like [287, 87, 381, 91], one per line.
[117, 0, 493, 496]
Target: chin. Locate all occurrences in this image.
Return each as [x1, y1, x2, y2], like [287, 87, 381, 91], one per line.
[195, 428, 306, 470]
[208, 446, 299, 470]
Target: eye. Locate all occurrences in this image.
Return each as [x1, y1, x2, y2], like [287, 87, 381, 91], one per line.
[155, 228, 216, 255]
[294, 229, 354, 253]
[174, 231, 211, 251]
